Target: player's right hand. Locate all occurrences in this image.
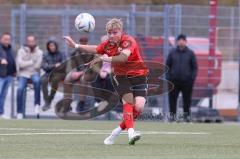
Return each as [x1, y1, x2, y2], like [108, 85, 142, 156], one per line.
[1, 59, 8, 65]
[63, 36, 76, 48]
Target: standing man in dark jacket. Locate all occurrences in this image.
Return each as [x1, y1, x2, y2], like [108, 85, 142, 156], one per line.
[166, 34, 198, 122]
[41, 40, 66, 111]
[0, 32, 16, 119]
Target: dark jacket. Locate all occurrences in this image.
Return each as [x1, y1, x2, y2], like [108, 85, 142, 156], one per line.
[0, 44, 16, 77]
[71, 48, 95, 71]
[41, 41, 66, 74]
[166, 46, 198, 83]
[70, 48, 100, 81]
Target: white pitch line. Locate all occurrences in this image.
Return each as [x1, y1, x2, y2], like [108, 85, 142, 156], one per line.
[142, 132, 209, 135]
[0, 128, 100, 132]
[0, 127, 210, 136]
[0, 132, 110, 136]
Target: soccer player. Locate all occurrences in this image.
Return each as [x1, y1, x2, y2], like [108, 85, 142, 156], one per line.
[63, 18, 148, 145]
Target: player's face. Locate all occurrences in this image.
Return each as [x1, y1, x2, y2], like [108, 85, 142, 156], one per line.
[0, 34, 11, 48]
[107, 28, 122, 44]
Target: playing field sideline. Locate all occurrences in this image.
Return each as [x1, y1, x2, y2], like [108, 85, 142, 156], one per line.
[0, 120, 239, 159]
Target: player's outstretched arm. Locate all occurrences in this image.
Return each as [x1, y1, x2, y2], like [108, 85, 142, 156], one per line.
[63, 36, 97, 54]
[100, 50, 131, 63]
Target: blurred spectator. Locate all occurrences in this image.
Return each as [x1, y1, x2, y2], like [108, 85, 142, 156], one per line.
[166, 34, 198, 122]
[64, 36, 97, 112]
[0, 33, 16, 119]
[41, 40, 66, 111]
[92, 61, 114, 106]
[16, 35, 43, 119]
[92, 35, 114, 107]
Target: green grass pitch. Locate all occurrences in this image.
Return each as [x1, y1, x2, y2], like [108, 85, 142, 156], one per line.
[0, 119, 239, 159]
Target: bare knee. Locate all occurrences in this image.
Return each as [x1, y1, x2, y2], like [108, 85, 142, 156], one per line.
[134, 96, 146, 112]
[122, 93, 134, 105]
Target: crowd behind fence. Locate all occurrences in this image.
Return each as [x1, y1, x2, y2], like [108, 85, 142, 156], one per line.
[0, 3, 239, 119]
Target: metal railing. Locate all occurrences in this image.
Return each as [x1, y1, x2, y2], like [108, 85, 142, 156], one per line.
[0, 3, 239, 119]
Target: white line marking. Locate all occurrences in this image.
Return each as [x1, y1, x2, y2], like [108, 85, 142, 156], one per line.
[0, 128, 99, 132]
[0, 127, 210, 136]
[0, 132, 109, 136]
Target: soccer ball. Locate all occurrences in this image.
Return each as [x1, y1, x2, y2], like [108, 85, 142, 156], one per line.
[75, 13, 95, 33]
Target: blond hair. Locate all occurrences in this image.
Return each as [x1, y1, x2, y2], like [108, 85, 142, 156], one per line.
[106, 18, 123, 32]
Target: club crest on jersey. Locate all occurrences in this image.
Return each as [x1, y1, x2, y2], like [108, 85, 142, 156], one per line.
[121, 40, 131, 49]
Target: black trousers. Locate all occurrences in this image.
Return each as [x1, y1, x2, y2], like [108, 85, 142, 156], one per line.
[41, 73, 66, 103]
[92, 74, 114, 103]
[168, 81, 194, 118]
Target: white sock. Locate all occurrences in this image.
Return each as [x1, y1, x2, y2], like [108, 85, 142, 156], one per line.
[110, 126, 122, 138]
[128, 128, 135, 139]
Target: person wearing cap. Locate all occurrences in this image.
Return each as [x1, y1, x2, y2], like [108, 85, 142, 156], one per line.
[166, 34, 198, 122]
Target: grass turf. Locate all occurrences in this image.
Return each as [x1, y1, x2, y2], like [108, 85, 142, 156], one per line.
[0, 119, 239, 159]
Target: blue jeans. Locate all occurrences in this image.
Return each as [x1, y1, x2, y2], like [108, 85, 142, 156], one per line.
[17, 74, 41, 114]
[0, 76, 13, 114]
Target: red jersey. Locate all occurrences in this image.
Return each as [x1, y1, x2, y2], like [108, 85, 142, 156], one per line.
[96, 34, 149, 76]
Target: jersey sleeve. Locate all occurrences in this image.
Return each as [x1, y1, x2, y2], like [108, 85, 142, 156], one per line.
[96, 41, 106, 55]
